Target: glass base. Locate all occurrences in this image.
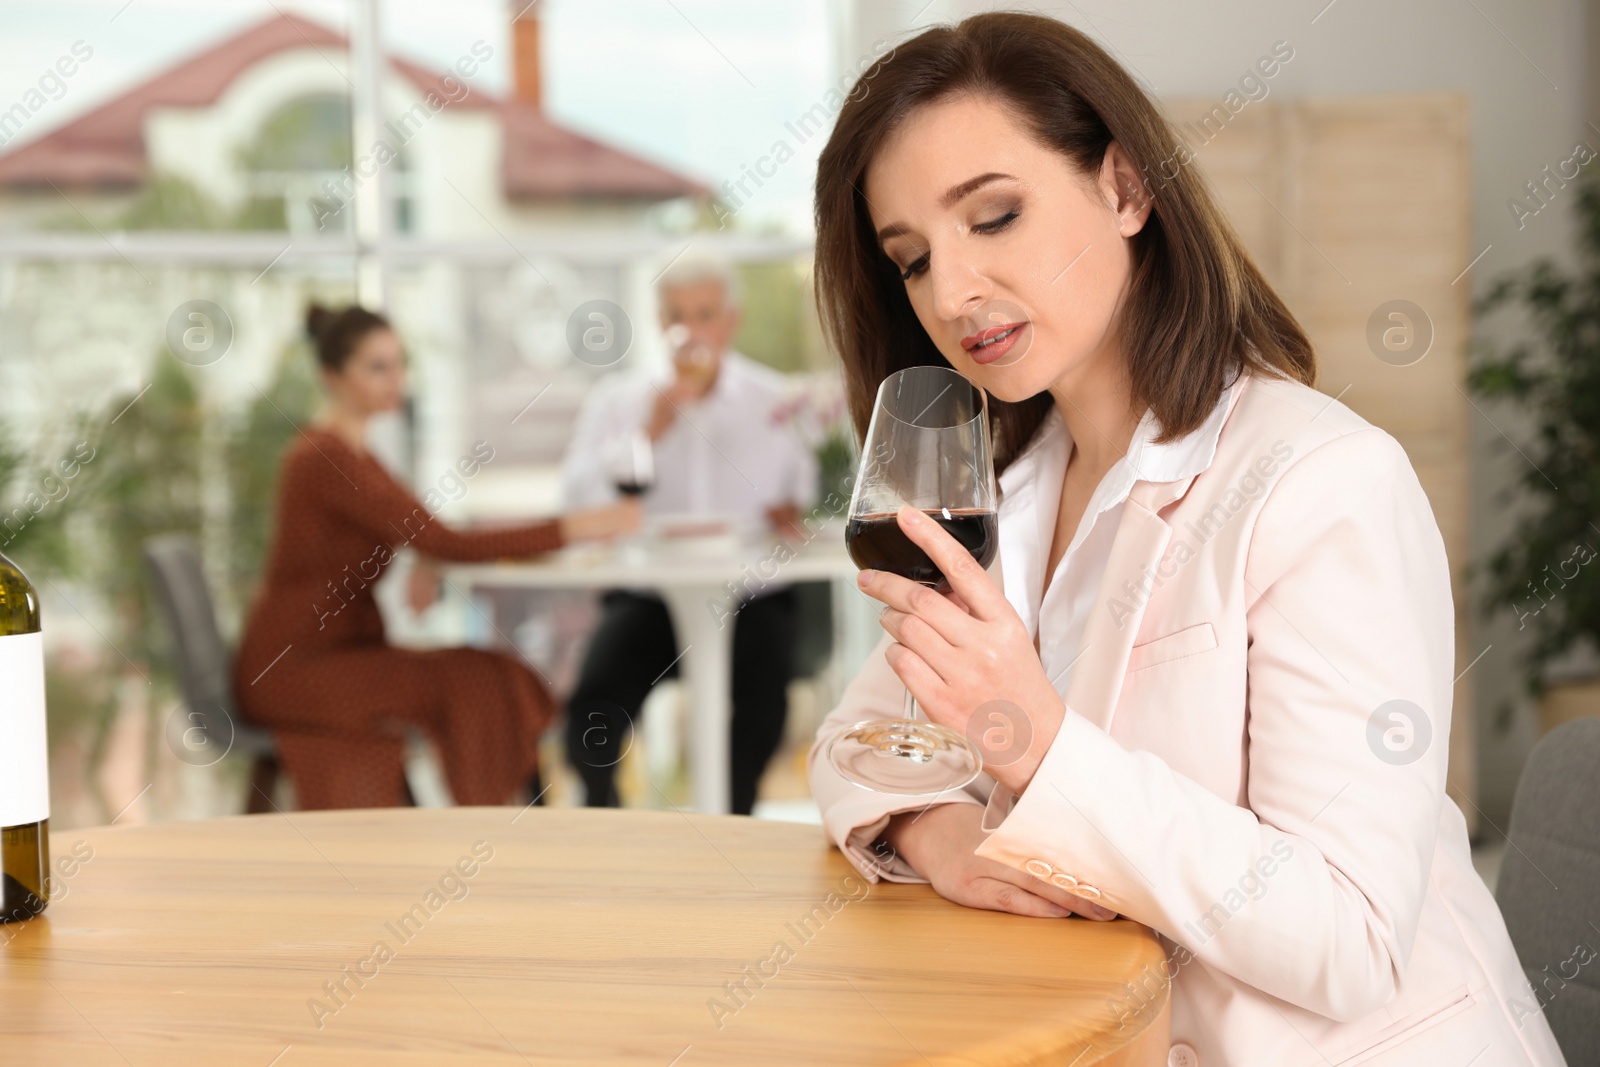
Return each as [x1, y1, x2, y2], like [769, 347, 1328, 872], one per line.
[827, 719, 984, 796]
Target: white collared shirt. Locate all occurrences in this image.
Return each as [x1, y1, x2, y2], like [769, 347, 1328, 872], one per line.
[1002, 379, 1236, 696]
[561, 349, 818, 531]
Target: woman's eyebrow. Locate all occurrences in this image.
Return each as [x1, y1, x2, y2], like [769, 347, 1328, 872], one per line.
[939, 171, 1015, 208]
[875, 172, 1017, 243]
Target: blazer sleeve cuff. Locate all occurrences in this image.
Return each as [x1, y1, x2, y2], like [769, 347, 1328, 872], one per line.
[972, 709, 1133, 909]
[840, 813, 926, 884]
[823, 792, 986, 885]
[980, 779, 1020, 832]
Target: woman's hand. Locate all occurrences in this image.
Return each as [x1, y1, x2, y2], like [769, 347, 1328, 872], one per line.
[645, 340, 718, 439]
[765, 502, 805, 541]
[406, 555, 440, 615]
[856, 504, 1065, 795]
[882, 803, 1117, 920]
[560, 499, 643, 543]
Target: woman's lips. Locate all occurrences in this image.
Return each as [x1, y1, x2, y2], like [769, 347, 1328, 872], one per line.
[962, 321, 1028, 365]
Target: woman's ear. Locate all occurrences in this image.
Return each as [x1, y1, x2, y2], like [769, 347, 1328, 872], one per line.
[1099, 141, 1153, 237]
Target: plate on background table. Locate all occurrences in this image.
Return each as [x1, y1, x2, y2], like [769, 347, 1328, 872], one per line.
[648, 515, 744, 560]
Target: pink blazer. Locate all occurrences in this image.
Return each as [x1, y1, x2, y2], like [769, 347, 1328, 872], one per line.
[809, 373, 1568, 1066]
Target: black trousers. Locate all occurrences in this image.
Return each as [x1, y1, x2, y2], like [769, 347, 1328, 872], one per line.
[565, 588, 798, 815]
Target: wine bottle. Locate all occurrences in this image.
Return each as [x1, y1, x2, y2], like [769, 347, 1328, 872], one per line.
[0, 549, 49, 924]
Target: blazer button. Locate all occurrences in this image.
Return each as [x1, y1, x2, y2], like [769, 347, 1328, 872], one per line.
[1167, 1041, 1200, 1067]
[1024, 859, 1053, 879]
[1050, 871, 1079, 890]
[1075, 883, 1102, 901]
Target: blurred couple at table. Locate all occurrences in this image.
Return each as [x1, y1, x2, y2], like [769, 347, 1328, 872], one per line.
[232, 252, 816, 816]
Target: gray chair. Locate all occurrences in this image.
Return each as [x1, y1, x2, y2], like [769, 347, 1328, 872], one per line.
[143, 535, 281, 813]
[1494, 717, 1600, 1063]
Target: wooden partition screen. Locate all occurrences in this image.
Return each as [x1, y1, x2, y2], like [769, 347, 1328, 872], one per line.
[1160, 93, 1477, 826]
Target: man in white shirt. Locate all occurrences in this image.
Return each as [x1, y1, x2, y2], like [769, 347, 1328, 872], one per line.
[560, 253, 817, 814]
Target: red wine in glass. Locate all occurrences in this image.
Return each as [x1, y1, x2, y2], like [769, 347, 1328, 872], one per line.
[612, 431, 653, 499]
[846, 508, 997, 588]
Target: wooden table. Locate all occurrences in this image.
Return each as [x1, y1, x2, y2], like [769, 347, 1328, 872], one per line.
[1, 809, 1171, 1066]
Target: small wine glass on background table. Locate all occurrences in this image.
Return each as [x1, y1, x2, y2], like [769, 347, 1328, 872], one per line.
[611, 430, 654, 498]
[830, 364, 999, 796]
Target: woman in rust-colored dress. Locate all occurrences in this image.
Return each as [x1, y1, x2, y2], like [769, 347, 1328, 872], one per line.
[234, 303, 639, 810]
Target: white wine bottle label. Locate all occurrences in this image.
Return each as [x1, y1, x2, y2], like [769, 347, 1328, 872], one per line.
[0, 631, 48, 827]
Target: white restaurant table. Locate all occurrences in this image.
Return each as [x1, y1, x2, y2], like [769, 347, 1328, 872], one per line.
[447, 530, 869, 813]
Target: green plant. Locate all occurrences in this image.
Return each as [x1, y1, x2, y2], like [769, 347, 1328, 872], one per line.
[223, 342, 318, 616]
[40, 170, 292, 233]
[43, 661, 114, 763]
[0, 407, 154, 820]
[0, 419, 95, 575]
[114, 173, 233, 231]
[816, 431, 856, 503]
[1468, 172, 1600, 720]
[80, 355, 206, 680]
[735, 260, 809, 374]
[39, 339, 316, 682]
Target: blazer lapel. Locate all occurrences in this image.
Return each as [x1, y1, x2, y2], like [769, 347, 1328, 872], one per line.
[1062, 476, 1195, 734]
[1057, 376, 1248, 732]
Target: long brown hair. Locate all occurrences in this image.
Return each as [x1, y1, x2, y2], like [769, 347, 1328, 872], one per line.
[813, 11, 1315, 473]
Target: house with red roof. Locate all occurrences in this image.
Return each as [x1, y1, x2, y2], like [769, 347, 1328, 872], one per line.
[0, 3, 708, 235]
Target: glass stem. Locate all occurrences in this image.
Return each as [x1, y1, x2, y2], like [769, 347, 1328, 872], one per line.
[902, 687, 918, 723]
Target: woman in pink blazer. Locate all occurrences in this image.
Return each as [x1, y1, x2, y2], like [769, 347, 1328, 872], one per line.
[807, 13, 1567, 1067]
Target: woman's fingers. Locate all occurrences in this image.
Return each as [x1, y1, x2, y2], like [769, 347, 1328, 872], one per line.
[894, 505, 1008, 621]
[985, 856, 1119, 920]
[856, 505, 1007, 644]
[941, 588, 976, 616]
[1034, 887, 1117, 921]
[406, 558, 439, 614]
[883, 643, 956, 721]
[960, 877, 1073, 918]
[1013, 875, 1118, 920]
[879, 607, 955, 667]
[858, 568, 975, 645]
[984, 879, 1118, 921]
[905, 803, 1118, 923]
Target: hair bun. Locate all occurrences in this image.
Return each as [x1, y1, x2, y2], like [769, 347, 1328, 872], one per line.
[303, 301, 392, 372]
[305, 302, 334, 341]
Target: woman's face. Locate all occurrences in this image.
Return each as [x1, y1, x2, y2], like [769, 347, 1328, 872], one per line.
[324, 327, 406, 415]
[862, 93, 1152, 405]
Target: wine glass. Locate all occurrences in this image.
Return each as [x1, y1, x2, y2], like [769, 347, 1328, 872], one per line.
[829, 365, 998, 795]
[611, 429, 654, 498]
